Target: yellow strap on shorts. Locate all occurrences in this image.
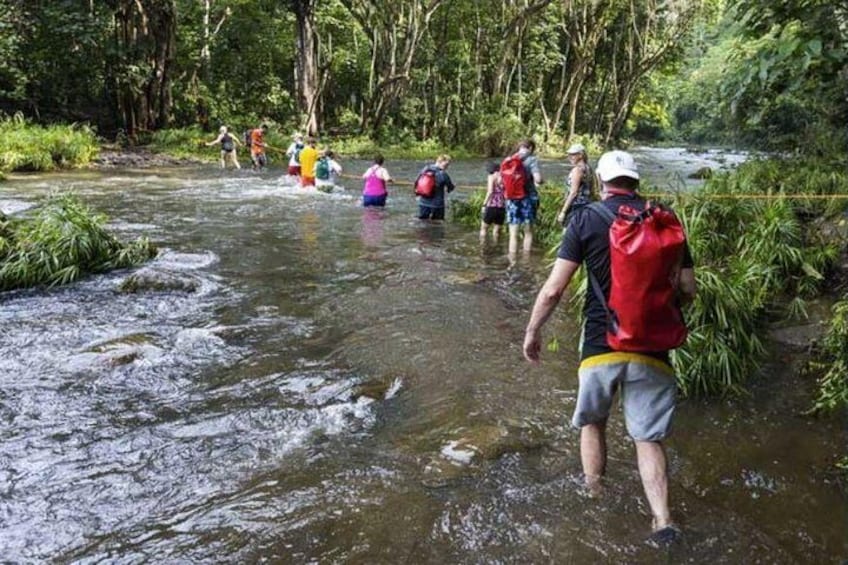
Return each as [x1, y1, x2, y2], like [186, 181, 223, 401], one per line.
[579, 352, 674, 375]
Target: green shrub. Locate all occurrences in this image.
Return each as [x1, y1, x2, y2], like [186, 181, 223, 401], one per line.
[808, 298, 848, 414]
[0, 114, 99, 172]
[0, 193, 157, 291]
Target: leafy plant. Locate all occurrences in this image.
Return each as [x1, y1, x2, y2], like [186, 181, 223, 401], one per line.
[0, 114, 99, 173]
[0, 193, 156, 291]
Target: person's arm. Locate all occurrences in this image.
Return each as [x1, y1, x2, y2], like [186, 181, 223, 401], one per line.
[523, 258, 581, 364]
[483, 174, 495, 208]
[205, 134, 223, 147]
[558, 167, 582, 222]
[678, 268, 696, 305]
[331, 160, 342, 173]
[381, 167, 393, 183]
[445, 173, 455, 193]
[531, 158, 543, 186]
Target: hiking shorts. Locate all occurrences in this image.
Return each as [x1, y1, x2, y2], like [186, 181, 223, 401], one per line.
[483, 206, 506, 225]
[288, 165, 301, 176]
[418, 205, 445, 221]
[506, 196, 538, 225]
[301, 176, 315, 187]
[252, 153, 267, 168]
[572, 352, 677, 441]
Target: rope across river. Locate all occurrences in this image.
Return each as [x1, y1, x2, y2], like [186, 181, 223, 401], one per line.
[335, 172, 848, 200]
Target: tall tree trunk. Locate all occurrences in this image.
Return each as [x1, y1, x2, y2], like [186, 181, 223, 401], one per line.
[293, 0, 320, 135]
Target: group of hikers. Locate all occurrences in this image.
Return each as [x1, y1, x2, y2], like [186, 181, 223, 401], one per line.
[358, 138, 594, 258]
[205, 125, 341, 188]
[207, 124, 696, 545]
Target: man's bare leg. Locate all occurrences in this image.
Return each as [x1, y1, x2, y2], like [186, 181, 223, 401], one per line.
[581, 421, 607, 491]
[635, 440, 672, 530]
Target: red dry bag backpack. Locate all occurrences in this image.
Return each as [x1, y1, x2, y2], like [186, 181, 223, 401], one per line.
[414, 169, 437, 198]
[587, 201, 688, 352]
[500, 155, 527, 200]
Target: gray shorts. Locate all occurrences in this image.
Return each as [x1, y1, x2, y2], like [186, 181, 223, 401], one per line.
[572, 352, 677, 441]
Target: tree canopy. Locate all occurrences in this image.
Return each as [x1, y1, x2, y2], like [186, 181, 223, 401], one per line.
[0, 0, 845, 154]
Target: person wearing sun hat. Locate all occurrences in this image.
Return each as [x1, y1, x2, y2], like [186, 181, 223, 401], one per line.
[556, 142, 595, 227]
[522, 149, 697, 546]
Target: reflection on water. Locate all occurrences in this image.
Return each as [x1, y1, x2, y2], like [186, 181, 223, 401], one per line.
[0, 158, 845, 562]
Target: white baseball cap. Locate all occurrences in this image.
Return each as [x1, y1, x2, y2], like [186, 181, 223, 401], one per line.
[566, 143, 585, 154]
[596, 150, 640, 181]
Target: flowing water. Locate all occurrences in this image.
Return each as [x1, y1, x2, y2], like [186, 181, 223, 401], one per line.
[0, 149, 845, 563]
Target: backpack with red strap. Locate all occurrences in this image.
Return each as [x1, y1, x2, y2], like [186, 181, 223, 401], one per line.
[500, 154, 527, 200]
[586, 198, 688, 352]
[414, 169, 437, 198]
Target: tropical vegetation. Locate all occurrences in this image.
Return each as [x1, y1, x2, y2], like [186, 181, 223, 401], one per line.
[0, 194, 157, 291]
[0, 115, 99, 173]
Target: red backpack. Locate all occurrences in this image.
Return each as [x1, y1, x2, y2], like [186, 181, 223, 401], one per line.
[414, 169, 437, 198]
[587, 201, 688, 352]
[500, 155, 527, 200]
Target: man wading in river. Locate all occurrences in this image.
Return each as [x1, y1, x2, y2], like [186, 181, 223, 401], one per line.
[522, 150, 696, 546]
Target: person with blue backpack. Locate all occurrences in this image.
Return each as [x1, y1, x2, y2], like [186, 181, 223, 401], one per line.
[315, 150, 342, 191]
[522, 150, 696, 547]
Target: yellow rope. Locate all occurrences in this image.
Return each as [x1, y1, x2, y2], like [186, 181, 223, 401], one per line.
[337, 173, 848, 199]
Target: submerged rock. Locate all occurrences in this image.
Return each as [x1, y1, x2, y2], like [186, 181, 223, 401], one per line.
[118, 268, 200, 293]
[73, 333, 163, 368]
[688, 166, 714, 179]
[440, 423, 548, 464]
[352, 377, 403, 401]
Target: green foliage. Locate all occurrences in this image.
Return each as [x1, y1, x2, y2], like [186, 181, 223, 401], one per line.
[808, 298, 848, 414]
[671, 158, 845, 396]
[328, 134, 475, 160]
[0, 193, 156, 291]
[469, 112, 527, 157]
[667, 1, 848, 152]
[0, 114, 99, 172]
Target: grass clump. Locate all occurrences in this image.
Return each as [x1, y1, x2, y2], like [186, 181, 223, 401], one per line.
[670, 159, 844, 396]
[0, 113, 99, 173]
[0, 193, 157, 291]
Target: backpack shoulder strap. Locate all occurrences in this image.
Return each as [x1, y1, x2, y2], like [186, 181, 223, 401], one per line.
[584, 201, 616, 328]
[585, 201, 617, 226]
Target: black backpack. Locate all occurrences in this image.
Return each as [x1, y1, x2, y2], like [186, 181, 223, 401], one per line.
[243, 129, 253, 149]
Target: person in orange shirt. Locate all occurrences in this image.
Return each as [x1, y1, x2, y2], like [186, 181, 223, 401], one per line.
[248, 124, 272, 171]
[298, 136, 320, 188]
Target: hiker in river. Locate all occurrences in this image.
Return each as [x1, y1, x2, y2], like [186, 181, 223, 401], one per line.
[247, 124, 272, 171]
[503, 139, 543, 257]
[480, 161, 506, 242]
[415, 154, 455, 221]
[286, 133, 305, 180]
[205, 126, 241, 170]
[556, 143, 595, 227]
[315, 150, 342, 190]
[298, 136, 319, 189]
[361, 154, 393, 207]
[522, 150, 696, 546]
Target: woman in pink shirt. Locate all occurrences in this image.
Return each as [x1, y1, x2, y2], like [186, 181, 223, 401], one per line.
[361, 154, 393, 207]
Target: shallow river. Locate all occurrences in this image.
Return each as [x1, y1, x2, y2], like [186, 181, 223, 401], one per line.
[0, 149, 845, 562]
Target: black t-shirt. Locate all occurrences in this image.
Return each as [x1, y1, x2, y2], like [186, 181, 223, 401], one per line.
[558, 193, 694, 361]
